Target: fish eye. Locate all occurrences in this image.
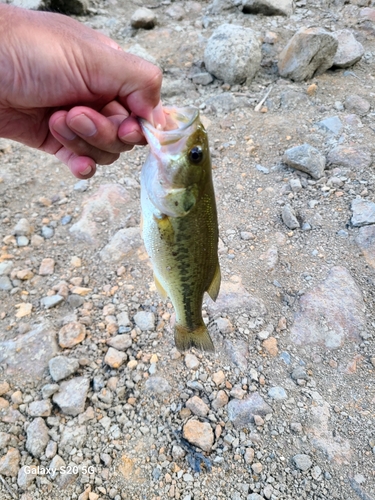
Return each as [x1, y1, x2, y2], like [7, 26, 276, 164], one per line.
[189, 146, 203, 163]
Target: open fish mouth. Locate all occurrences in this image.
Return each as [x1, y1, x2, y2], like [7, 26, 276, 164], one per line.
[139, 106, 199, 155]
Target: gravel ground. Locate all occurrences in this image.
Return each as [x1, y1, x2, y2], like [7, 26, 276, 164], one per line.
[0, 1, 375, 499]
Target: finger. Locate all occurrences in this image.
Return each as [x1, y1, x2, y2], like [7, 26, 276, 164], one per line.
[55, 148, 97, 179]
[118, 115, 147, 146]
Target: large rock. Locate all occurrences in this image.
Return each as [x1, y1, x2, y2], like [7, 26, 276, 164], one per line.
[99, 227, 143, 263]
[278, 27, 338, 81]
[227, 392, 272, 428]
[0, 323, 58, 383]
[290, 267, 366, 348]
[351, 198, 375, 227]
[242, 0, 294, 16]
[204, 24, 261, 85]
[53, 377, 90, 416]
[333, 30, 364, 68]
[327, 146, 372, 170]
[283, 144, 326, 179]
[356, 225, 375, 269]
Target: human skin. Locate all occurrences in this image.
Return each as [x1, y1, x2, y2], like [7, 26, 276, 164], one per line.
[0, 4, 165, 178]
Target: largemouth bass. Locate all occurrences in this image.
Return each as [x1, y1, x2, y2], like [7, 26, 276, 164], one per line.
[139, 107, 221, 352]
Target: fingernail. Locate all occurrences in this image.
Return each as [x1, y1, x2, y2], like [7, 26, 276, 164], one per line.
[80, 166, 93, 176]
[70, 114, 97, 137]
[54, 116, 77, 141]
[150, 102, 166, 129]
[121, 130, 143, 144]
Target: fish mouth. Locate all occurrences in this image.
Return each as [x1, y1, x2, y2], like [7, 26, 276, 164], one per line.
[139, 106, 199, 155]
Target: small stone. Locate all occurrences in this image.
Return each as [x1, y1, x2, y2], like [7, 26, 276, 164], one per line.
[40, 294, 64, 309]
[327, 146, 372, 170]
[26, 418, 49, 458]
[61, 215, 72, 225]
[74, 179, 89, 192]
[282, 204, 300, 230]
[293, 453, 312, 471]
[244, 447, 255, 464]
[165, 4, 185, 20]
[212, 370, 225, 385]
[283, 144, 326, 179]
[0, 261, 13, 276]
[215, 317, 234, 334]
[13, 218, 31, 236]
[345, 94, 371, 116]
[39, 258, 55, 275]
[0, 276, 12, 291]
[0, 448, 20, 477]
[248, 495, 265, 500]
[333, 30, 364, 68]
[68, 295, 85, 308]
[228, 392, 272, 428]
[278, 27, 338, 81]
[49, 454, 66, 479]
[41, 226, 54, 239]
[315, 116, 343, 135]
[117, 311, 130, 327]
[242, 0, 294, 16]
[145, 376, 171, 394]
[268, 386, 287, 400]
[133, 311, 155, 331]
[49, 356, 79, 382]
[106, 334, 132, 351]
[212, 390, 229, 410]
[291, 366, 308, 381]
[253, 415, 264, 426]
[186, 396, 210, 417]
[356, 225, 375, 269]
[105, 347, 127, 369]
[290, 178, 302, 192]
[311, 465, 322, 479]
[240, 231, 255, 241]
[17, 236, 29, 247]
[262, 337, 278, 356]
[17, 464, 37, 489]
[185, 353, 200, 369]
[130, 7, 156, 29]
[59, 322, 86, 348]
[16, 268, 34, 280]
[183, 420, 214, 452]
[28, 400, 52, 417]
[45, 440, 58, 460]
[15, 302, 33, 318]
[99, 227, 142, 263]
[53, 377, 90, 416]
[290, 422, 303, 433]
[0, 432, 11, 448]
[351, 198, 375, 227]
[230, 386, 246, 399]
[252, 462, 263, 474]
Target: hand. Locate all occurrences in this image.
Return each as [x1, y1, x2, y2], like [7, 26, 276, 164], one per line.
[0, 5, 165, 178]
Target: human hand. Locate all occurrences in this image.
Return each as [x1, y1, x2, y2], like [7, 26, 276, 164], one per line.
[0, 5, 165, 178]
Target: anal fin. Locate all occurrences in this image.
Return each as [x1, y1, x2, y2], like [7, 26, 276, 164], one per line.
[206, 263, 221, 302]
[153, 273, 168, 300]
[175, 324, 215, 353]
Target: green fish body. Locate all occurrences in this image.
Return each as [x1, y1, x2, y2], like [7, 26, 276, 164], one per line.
[140, 107, 221, 352]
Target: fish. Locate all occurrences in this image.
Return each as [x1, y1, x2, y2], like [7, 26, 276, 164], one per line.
[139, 106, 221, 352]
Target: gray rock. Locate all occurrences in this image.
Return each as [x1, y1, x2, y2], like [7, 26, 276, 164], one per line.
[291, 366, 308, 380]
[13, 218, 31, 236]
[333, 30, 364, 68]
[99, 227, 143, 263]
[53, 377, 90, 416]
[227, 392, 272, 428]
[190, 68, 214, 86]
[67, 295, 85, 308]
[247, 495, 265, 500]
[131, 8, 157, 29]
[204, 24, 261, 85]
[210, 0, 239, 13]
[327, 146, 372, 170]
[28, 400, 52, 417]
[17, 236, 29, 247]
[351, 198, 375, 227]
[268, 386, 288, 400]
[283, 144, 326, 179]
[127, 44, 158, 66]
[49, 356, 80, 382]
[290, 178, 302, 192]
[17, 464, 37, 489]
[224, 339, 248, 371]
[40, 294, 64, 309]
[145, 376, 171, 394]
[106, 334, 132, 351]
[0, 448, 20, 477]
[344, 94, 371, 116]
[60, 425, 87, 450]
[0, 432, 11, 448]
[133, 311, 155, 331]
[0, 322, 58, 382]
[282, 204, 300, 230]
[41, 226, 54, 239]
[165, 4, 185, 20]
[290, 266, 365, 348]
[117, 311, 130, 327]
[26, 418, 49, 458]
[0, 276, 12, 291]
[278, 27, 338, 81]
[315, 115, 343, 135]
[49, 454, 65, 479]
[0, 260, 13, 275]
[293, 453, 312, 471]
[41, 384, 60, 399]
[242, 0, 294, 16]
[356, 225, 375, 269]
[73, 179, 89, 192]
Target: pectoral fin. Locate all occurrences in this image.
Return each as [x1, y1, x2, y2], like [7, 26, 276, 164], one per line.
[153, 273, 168, 300]
[206, 263, 221, 302]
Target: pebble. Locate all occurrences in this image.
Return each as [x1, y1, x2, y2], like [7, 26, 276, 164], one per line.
[315, 115, 343, 135]
[290, 178, 302, 192]
[345, 94, 371, 116]
[186, 396, 210, 417]
[262, 337, 278, 356]
[145, 376, 171, 394]
[0, 260, 13, 275]
[26, 417, 49, 457]
[228, 393, 272, 428]
[242, 0, 294, 16]
[283, 144, 326, 179]
[212, 390, 229, 410]
[41, 226, 54, 239]
[244, 447, 255, 464]
[0, 447, 20, 477]
[18, 465, 37, 488]
[133, 311, 155, 331]
[293, 453, 312, 471]
[212, 370, 225, 386]
[278, 27, 338, 81]
[49, 356, 80, 382]
[356, 225, 375, 268]
[40, 294, 64, 309]
[74, 179, 89, 191]
[351, 198, 375, 227]
[185, 353, 200, 370]
[13, 218, 31, 236]
[99, 227, 142, 263]
[105, 347, 127, 368]
[42, 384, 59, 399]
[290, 266, 365, 348]
[252, 462, 263, 474]
[28, 400, 52, 417]
[247, 495, 264, 500]
[0, 432, 11, 447]
[53, 377, 90, 416]
[327, 145, 372, 170]
[215, 317, 234, 334]
[130, 7, 156, 29]
[17, 235, 29, 247]
[61, 215, 72, 225]
[333, 30, 364, 68]
[0, 276, 12, 291]
[59, 321, 86, 348]
[204, 24, 261, 85]
[182, 420, 214, 452]
[189, 64, 214, 86]
[268, 386, 287, 400]
[106, 334, 132, 351]
[165, 4, 185, 20]
[282, 204, 300, 230]
[39, 257, 55, 275]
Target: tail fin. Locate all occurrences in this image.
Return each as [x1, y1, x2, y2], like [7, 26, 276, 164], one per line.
[174, 323, 215, 353]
